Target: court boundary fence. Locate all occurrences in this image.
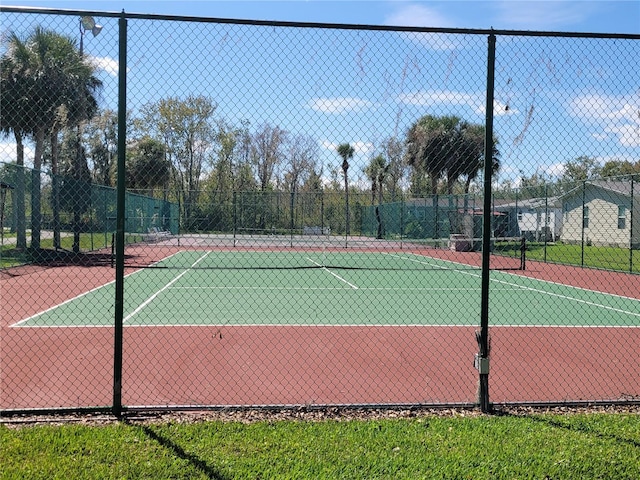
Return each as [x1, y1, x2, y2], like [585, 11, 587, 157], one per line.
[1, 6, 639, 417]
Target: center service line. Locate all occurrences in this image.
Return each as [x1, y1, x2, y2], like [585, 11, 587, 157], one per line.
[306, 257, 359, 289]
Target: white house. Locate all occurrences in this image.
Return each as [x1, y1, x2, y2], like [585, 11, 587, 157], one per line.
[560, 179, 639, 248]
[495, 197, 562, 241]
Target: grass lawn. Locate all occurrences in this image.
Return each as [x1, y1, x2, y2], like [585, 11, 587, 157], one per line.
[493, 240, 640, 274]
[2, 411, 640, 479]
[0, 232, 145, 268]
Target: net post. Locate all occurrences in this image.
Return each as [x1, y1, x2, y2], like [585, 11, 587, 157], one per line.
[290, 190, 295, 247]
[110, 232, 115, 268]
[630, 175, 635, 273]
[233, 191, 237, 247]
[581, 180, 586, 267]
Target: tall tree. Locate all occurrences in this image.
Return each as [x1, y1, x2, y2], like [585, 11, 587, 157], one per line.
[337, 143, 355, 235]
[0, 27, 101, 250]
[139, 95, 217, 223]
[364, 154, 389, 239]
[300, 167, 324, 193]
[283, 133, 318, 194]
[86, 109, 118, 186]
[251, 123, 287, 192]
[126, 137, 170, 194]
[211, 119, 245, 202]
[405, 115, 459, 196]
[379, 136, 405, 201]
[0, 35, 29, 248]
[518, 171, 551, 199]
[405, 115, 499, 195]
[364, 154, 388, 205]
[600, 159, 640, 178]
[454, 122, 501, 195]
[600, 160, 640, 177]
[561, 155, 602, 184]
[57, 127, 93, 252]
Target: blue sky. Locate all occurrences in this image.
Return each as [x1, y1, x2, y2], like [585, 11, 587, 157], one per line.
[4, 1, 639, 33]
[1, 1, 639, 187]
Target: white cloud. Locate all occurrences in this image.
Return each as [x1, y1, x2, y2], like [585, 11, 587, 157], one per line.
[544, 163, 567, 178]
[494, 1, 596, 30]
[383, 3, 463, 50]
[397, 89, 517, 116]
[384, 4, 454, 28]
[569, 93, 639, 121]
[308, 97, 374, 114]
[568, 92, 640, 147]
[606, 123, 640, 148]
[90, 55, 119, 76]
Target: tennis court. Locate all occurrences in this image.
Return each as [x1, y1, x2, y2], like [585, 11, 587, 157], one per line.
[12, 247, 640, 329]
[3, 240, 640, 410]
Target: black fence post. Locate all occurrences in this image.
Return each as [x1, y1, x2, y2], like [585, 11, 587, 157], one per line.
[113, 10, 127, 418]
[477, 31, 496, 414]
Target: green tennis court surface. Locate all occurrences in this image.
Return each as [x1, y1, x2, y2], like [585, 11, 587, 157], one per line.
[13, 250, 640, 328]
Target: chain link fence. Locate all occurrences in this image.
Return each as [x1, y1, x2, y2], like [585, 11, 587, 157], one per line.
[1, 7, 639, 414]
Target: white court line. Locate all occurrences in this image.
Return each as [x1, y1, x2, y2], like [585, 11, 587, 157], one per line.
[121, 322, 640, 328]
[383, 252, 640, 318]
[11, 280, 117, 327]
[390, 250, 640, 302]
[488, 277, 640, 318]
[123, 251, 211, 323]
[306, 257, 359, 289]
[11, 250, 189, 328]
[171, 286, 499, 291]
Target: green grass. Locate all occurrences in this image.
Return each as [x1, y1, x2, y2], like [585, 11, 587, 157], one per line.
[2, 413, 640, 479]
[525, 242, 640, 273]
[0, 232, 145, 268]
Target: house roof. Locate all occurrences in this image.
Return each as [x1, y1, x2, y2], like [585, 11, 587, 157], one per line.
[495, 196, 561, 210]
[560, 179, 635, 199]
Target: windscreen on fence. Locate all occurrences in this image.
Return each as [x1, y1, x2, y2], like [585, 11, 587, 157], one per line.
[119, 190, 526, 272]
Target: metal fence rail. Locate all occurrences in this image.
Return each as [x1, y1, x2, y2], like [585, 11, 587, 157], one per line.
[1, 6, 639, 415]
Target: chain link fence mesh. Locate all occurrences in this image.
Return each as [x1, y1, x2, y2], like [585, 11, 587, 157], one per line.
[1, 8, 639, 413]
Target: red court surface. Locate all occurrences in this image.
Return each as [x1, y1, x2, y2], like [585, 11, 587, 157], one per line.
[2, 254, 639, 411]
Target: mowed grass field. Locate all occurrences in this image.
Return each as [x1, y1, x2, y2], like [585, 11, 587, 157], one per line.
[525, 241, 640, 273]
[2, 409, 640, 479]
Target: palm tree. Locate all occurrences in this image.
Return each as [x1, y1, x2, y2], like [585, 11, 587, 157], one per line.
[0, 27, 102, 251]
[460, 125, 500, 194]
[1, 33, 33, 249]
[405, 115, 460, 196]
[336, 143, 354, 235]
[405, 115, 460, 238]
[364, 154, 389, 239]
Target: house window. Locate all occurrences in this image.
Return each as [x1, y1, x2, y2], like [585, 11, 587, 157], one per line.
[583, 206, 589, 229]
[618, 205, 626, 229]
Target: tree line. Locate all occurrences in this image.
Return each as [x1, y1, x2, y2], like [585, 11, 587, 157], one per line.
[3, 26, 636, 248]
